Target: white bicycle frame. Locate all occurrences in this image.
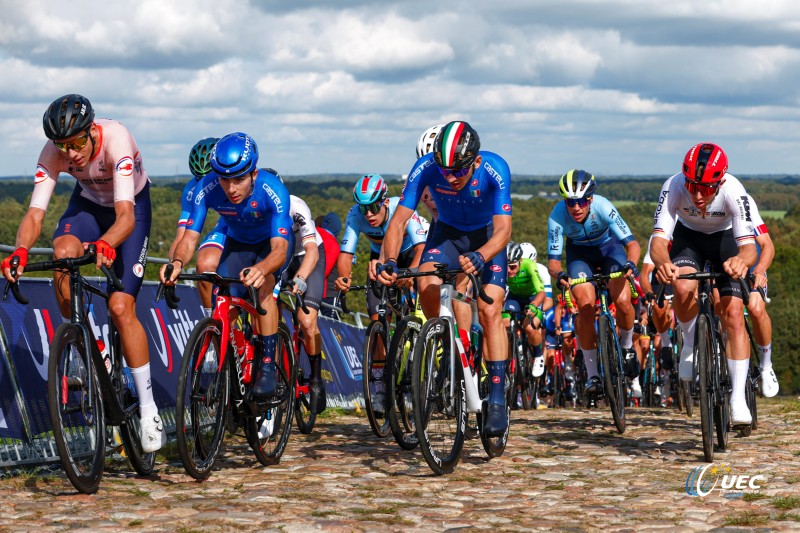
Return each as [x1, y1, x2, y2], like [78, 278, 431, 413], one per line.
[438, 282, 484, 413]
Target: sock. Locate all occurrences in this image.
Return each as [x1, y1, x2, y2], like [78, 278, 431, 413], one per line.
[260, 333, 278, 372]
[532, 344, 543, 359]
[678, 317, 697, 365]
[658, 330, 672, 349]
[728, 358, 750, 407]
[758, 344, 772, 369]
[130, 363, 158, 419]
[308, 353, 321, 379]
[619, 327, 633, 349]
[582, 348, 598, 379]
[487, 360, 506, 405]
[203, 307, 212, 318]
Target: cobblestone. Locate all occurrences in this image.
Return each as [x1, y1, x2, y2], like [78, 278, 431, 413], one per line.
[1, 398, 799, 531]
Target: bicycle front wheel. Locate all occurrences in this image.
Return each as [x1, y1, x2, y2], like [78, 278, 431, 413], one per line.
[175, 317, 231, 480]
[363, 320, 390, 437]
[247, 324, 296, 465]
[412, 318, 466, 475]
[598, 315, 626, 434]
[696, 315, 715, 462]
[294, 344, 317, 435]
[387, 316, 420, 451]
[520, 341, 537, 410]
[714, 348, 731, 452]
[47, 323, 106, 494]
[642, 348, 657, 408]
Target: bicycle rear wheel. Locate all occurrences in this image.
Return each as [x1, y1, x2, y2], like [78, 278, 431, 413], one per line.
[520, 342, 537, 410]
[247, 324, 296, 465]
[505, 328, 518, 407]
[477, 359, 509, 458]
[748, 363, 759, 431]
[412, 318, 466, 475]
[175, 318, 230, 480]
[363, 320, 391, 437]
[293, 345, 317, 435]
[696, 314, 715, 462]
[714, 348, 731, 451]
[387, 316, 420, 450]
[48, 323, 106, 494]
[115, 350, 156, 476]
[598, 315, 626, 433]
[642, 348, 657, 408]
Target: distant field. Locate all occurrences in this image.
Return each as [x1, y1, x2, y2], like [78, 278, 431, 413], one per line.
[761, 210, 787, 219]
[614, 200, 655, 207]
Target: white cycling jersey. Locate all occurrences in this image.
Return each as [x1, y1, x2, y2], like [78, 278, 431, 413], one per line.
[652, 173, 754, 246]
[31, 119, 149, 209]
[289, 195, 322, 257]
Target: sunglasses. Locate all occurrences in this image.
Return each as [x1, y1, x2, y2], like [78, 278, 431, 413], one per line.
[358, 201, 383, 215]
[565, 197, 591, 208]
[684, 177, 720, 196]
[437, 164, 472, 179]
[54, 131, 91, 153]
[508, 262, 520, 269]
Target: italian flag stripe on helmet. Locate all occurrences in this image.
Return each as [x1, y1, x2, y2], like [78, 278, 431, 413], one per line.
[442, 122, 466, 168]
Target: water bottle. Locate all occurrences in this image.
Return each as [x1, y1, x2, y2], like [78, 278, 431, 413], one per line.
[242, 341, 255, 384]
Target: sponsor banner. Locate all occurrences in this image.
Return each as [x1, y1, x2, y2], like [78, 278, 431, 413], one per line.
[0, 342, 25, 439]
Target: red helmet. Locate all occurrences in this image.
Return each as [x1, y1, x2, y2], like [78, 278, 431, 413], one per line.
[682, 143, 728, 183]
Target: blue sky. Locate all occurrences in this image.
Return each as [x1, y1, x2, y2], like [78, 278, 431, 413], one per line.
[1, 0, 800, 178]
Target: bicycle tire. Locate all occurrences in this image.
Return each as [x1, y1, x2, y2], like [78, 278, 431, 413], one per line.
[696, 314, 715, 462]
[246, 324, 296, 465]
[553, 363, 564, 409]
[116, 350, 156, 476]
[642, 348, 656, 408]
[47, 323, 106, 494]
[175, 317, 230, 480]
[749, 363, 759, 431]
[714, 347, 731, 451]
[412, 318, 466, 475]
[598, 315, 626, 433]
[387, 316, 420, 451]
[520, 342, 537, 410]
[741, 369, 756, 437]
[363, 320, 391, 437]
[505, 328, 518, 407]
[513, 328, 526, 408]
[293, 343, 317, 435]
[476, 359, 510, 458]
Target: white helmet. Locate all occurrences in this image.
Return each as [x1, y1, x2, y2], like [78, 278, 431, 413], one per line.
[416, 124, 444, 159]
[520, 242, 537, 262]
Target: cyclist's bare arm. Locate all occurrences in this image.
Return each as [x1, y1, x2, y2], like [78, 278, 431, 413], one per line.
[548, 259, 566, 288]
[639, 262, 655, 295]
[295, 240, 319, 281]
[2, 207, 45, 281]
[168, 226, 187, 261]
[161, 229, 201, 284]
[377, 204, 414, 285]
[334, 252, 355, 291]
[752, 233, 774, 289]
[650, 236, 678, 284]
[724, 243, 757, 279]
[624, 238, 641, 266]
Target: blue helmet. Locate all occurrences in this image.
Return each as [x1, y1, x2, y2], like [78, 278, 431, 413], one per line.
[211, 132, 259, 179]
[353, 174, 388, 205]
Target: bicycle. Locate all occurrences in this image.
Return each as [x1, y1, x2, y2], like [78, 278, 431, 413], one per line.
[398, 264, 504, 475]
[656, 268, 749, 462]
[505, 308, 538, 410]
[158, 266, 295, 479]
[276, 286, 319, 435]
[3, 245, 155, 494]
[566, 271, 631, 434]
[740, 277, 768, 437]
[641, 301, 661, 408]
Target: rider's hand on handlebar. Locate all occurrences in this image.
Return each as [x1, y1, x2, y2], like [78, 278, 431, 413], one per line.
[376, 259, 398, 287]
[241, 265, 267, 289]
[624, 260, 639, 278]
[291, 276, 307, 295]
[723, 256, 749, 280]
[87, 239, 116, 269]
[459, 251, 485, 276]
[655, 262, 679, 285]
[159, 261, 183, 285]
[556, 271, 570, 289]
[334, 276, 351, 291]
[1, 247, 28, 282]
[751, 269, 768, 290]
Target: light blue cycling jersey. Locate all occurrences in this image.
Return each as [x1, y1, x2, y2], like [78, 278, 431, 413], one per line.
[185, 169, 292, 245]
[340, 196, 426, 255]
[400, 151, 512, 231]
[547, 194, 635, 261]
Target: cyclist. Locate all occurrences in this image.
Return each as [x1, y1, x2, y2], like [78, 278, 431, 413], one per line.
[1, 94, 165, 452]
[161, 132, 294, 400]
[169, 137, 224, 317]
[503, 241, 546, 402]
[651, 142, 757, 427]
[378, 120, 512, 436]
[640, 238, 676, 379]
[518, 242, 551, 377]
[542, 291, 577, 398]
[282, 195, 328, 412]
[743, 194, 778, 397]
[547, 169, 641, 397]
[415, 124, 444, 230]
[314, 212, 342, 317]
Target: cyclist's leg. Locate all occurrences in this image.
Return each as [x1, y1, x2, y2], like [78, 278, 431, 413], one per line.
[565, 245, 602, 390]
[298, 244, 327, 410]
[669, 224, 705, 381]
[747, 289, 778, 396]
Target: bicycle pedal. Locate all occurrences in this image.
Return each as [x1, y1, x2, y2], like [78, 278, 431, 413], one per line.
[465, 425, 479, 440]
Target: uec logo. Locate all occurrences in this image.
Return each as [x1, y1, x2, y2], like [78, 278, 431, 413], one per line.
[686, 464, 766, 496]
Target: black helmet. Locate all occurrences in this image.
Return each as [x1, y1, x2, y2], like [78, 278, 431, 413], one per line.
[189, 137, 220, 179]
[433, 121, 480, 170]
[43, 94, 95, 140]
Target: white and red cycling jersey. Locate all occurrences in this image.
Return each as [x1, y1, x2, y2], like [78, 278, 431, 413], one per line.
[652, 172, 754, 246]
[30, 118, 150, 210]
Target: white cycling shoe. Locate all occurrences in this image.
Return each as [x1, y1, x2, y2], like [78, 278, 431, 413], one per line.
[532, 356, 545, 378]
[141, 414, 167, 453]
[679, 357, 694, 382]
[760, 366, 779, 398]
[258, 416, 275, 440]
[730, 402, 753, 427]
[631, 378, 642, 399]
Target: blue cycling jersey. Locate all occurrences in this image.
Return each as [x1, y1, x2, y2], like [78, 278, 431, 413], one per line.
[547, 195, 635, 261]
[178, 178, 198, 228]
[340, 196, 426, 255]
[185, 169, 292, 245]
[400, 151, 512, 231]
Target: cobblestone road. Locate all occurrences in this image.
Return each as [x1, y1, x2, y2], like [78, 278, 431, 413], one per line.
[2, 398, 799, 532]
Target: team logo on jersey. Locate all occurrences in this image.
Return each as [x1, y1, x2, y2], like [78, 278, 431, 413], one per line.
[416, 229, 426, 235]
[278, 227, 288, 235]
[186, 219, 194, 227]
[116, 157, 134, 177]
[250, 200, 258, 208]
[429, 249, 441, 254]
[64, 223, 71, 233]
[502, 204, 511, 212]
[491, 265, 502, 272]
[132, 263, 144, 278]
[471, 179, 478, 186]
[34, 165, 49, 184]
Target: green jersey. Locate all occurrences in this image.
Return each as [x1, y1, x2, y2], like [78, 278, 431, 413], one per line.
[507, 258, 545, 297]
